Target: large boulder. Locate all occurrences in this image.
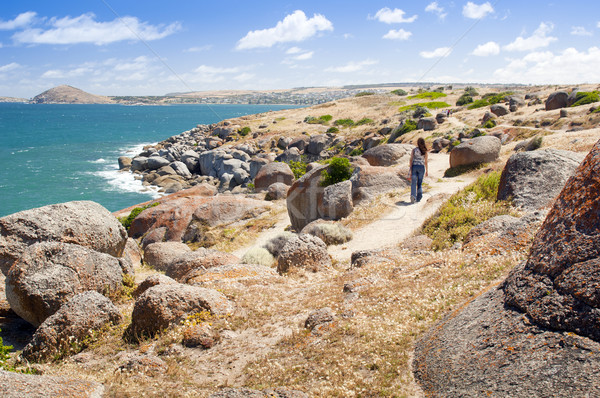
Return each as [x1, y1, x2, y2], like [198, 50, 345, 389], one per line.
[490, 104, 509, 116]
[504, 140, 600, 340]
[0, 201, 127, 275]
[350, 165, 409, 205]
[417, 117, 436, 131]
[143, 242, 192, 272]
[22, 291, 122, 362]
[254, 162, 295, 191]
[497, 149, 585, 210]
[129, 282, 233, 337]
[0, 370, 105, 398]
[319, 180, 353, 220]
[5, 242, 124, 327]
[265, 182, 289, 201]
[277, 234, 331, 274]
[414, 140, 600, 396]
[545, 90, 569, 110]
[286, 164, 328, 231]
[306, 134, 331, 155]
[449, 136, 501, 168]
[361, 143, 412, 166]
[165, 249, 239, 283]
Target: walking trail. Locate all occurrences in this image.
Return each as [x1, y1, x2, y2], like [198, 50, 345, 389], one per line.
[234, 152, 477, 264]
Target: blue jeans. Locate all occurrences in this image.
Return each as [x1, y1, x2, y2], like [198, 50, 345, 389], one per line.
[411, 165, 425, 202]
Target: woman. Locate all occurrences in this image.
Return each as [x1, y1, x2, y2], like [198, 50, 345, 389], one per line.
[409, 138, 429, 203]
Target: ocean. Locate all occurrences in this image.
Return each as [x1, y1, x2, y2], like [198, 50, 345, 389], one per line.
[0, 103, 301, 217]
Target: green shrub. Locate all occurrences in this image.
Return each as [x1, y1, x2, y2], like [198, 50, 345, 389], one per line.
[355, 118, 374, 126]
[482, 91, 513, 104]
[468, 99, 490, 109]
[241, 247, 275, 267]
[527, 136, 543, 151]
[334, 119, 355, 127]
[319, 114, 333, 122]
[394, 119, 418, 137]
[238, 126, 251, 136]
[321, 157, 354, 187]
[355, 91, 375, 97]
[391, 89, 407, 96]
[349, 147, 364, 156]
[464, 86, 479, 97]
[482, 120, 496, 129]
[398, 102, 451, 113]
[408, 92, 448, 100]
[1, 328, 13, 371]
[326, 126, 339, 134]
[119, 202, 159, 231]
[456, 93, 474, 106]
[570, 91, 600, 107]
[301, 222, 353, 245]
[286, 160, 308, 180]
[422, 172, 514, 250]
[413, 106, 430, 119]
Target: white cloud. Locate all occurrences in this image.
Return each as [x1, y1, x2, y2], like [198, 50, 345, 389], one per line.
[325, 59, 378, 73]
[373, 8, 417, 24]
[598, 21, 600, 28]
[295, 51, 314, 60]
[12, 13, 181, 45]
[571, 26, 592, 36]
[0, 12, 37, 30]
[503, 22, 557, 52]
[493, 47, 600, 84]
[472, 41, 500, 56]
[420, 47, 451, 58]
[236, 10, 332, 50]
[343, 33, 353, 39]
[233, 73, 254, 82]
[194, 65, 243, 74]
[0, 63, 21, 73]
[463, 2, 494, 19]
[286, 46, 303, 54]
[383, 29, 412, 40]
[425, 2, 447, 20]
[184, 45, 212, 53]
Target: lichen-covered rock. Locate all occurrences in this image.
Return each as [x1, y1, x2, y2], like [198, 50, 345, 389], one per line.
[129, 282, 233, 337]
[133, 274, 178, 298]
[361, 143, 412, 167]
[545, 90, 569, 110]
[6, 242, 124, 327]
[319, 180, 353, 220]
[277, 234, 331, 274]
[449, 136, 501, 168]
[22, 291, 122, 362]
[254, 162, 294, 191]
[0, 370, 105, 398]
[305, 307, 335, 330]
[0, 201, 127, 275]
[182, 323, 218, 348]
[143, 241, 191, 272]
[265, 182, 289, 201]
[497, 149, 584, 210]
[165, 249, 239, 283]
[350, 165, 409, 205]
[504, 140, 600, 340]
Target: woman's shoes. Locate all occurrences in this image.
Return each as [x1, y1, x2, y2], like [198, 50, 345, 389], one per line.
[410, 195, 416, 204]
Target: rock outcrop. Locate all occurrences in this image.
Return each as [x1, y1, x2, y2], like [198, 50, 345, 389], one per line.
[449, 136, 501, 168]
[545, 90, 569, 110]
[497, 149, 585, 210]
[165, 249, 240, 283]
[0, 201, 127, 275]
[0, 370, 105, 398]
[361, 143, 412, 167]
[143, 242, 192, 272]
[277, 234, 331, 274]
[350, 165, 408, 204]
[253, 162, 294, 191]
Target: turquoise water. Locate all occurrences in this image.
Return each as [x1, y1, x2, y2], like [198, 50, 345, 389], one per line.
[0, 103, 301, 217]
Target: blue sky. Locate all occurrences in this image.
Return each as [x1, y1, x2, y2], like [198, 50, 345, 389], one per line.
[1, 1, 599, 98]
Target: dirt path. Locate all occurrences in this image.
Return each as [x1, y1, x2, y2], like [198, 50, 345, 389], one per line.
[234, 152, 477, 264]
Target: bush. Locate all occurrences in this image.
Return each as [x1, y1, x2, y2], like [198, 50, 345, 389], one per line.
[391, 89, 407, 96]
[301, 222, 353, 245]
[1, 328, 13, 371]
[319, 114, 333, 122]
[263, 232, 294, 257]
[286, 160, 308, 180]
[468, 99, 490, 110]
[413, 106, 430, 119]
[334, 119, 355, 127]
[570, 91, 600, 107]
[456, 93, 474, 106]
[422, 171, 513, 250]
[241, 247, 275, 267]
[482, 120, 496, 129]
[482, 91, 513, 104]
[355, 91, 375, 97]
[326, 126, 339, 134]
[238, 126, 251, 136]
[398, 102, 451, 113]
[393, 119, 418, 137]
[321, 157, 353, 187]
[119, 202, 159, 230]
[355, 118, 374, 126]
[527, 136, 543, 151]
[349, 147, 364, 156]
[464, 86, 479, 97]
[408, 92, 448, 100]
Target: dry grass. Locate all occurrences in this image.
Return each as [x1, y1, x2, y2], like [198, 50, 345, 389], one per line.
[341, 189, 408, 230]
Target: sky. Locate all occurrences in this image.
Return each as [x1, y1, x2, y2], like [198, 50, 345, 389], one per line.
[1, 1, 600, 98]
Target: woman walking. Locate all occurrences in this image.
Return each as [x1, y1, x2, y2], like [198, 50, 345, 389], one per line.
[409, 138, 429, 203]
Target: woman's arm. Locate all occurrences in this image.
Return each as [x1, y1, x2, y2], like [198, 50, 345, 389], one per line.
[409, 151, 414, 181]
[425, 152, 429, 177]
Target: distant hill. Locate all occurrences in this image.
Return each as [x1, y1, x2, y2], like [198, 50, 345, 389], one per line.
[31, 85, 114, 104]
[0, 96, 27, 103]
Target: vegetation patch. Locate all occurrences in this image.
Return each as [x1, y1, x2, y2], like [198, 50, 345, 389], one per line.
[422, 171, 515, 250]
[119, 202, 160, 231]
[398, 102, 450, 113]
[467, 99, 490, 110]
[355, 91, 375, 97]
[0, 328, 14, 371]
[393, 119, 418, 137]
[482, 119, 496, 129]
[326, 126, 339, 134]
[355, 118, 374, 126]
[286, 160, 308, 180]
[482, 91, 513, 104]
[238, 126, 251, 136]
[456, 93, 474, 106]
[443, 162, 488, 177]
[390, 89, 407, 96]
[349, 147, 364, 156]
[570, 91, 600, 107]
[334, 119, 355, 128]
[408, 92, 448, 100]
[320, 157, 354, 187]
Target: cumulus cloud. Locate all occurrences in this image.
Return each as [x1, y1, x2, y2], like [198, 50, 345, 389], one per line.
[493, 47, 600, 84]
[373, 8, 417, 24]
[571, 26, 592, 36]
[425, 2, 447, 20]
[294, 51, 314, 60]
[503, 22, 557, 52]
[12, 13, 181, 45]
[286, 46, 303, 54]
[0, 12, 37, 30]
[463, 2, 494, 19]
[236, 10, 332, 50]
[0, 62, 21, 73]
[184, 45, 212, 53]
[420, 47, 451, 59]
[472, 41, 500, 56]
[383, 29, 412, 40]
[325, 59, 378, 73]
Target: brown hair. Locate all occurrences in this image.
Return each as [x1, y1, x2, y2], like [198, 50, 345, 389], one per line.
[417, 138, 428, 156]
